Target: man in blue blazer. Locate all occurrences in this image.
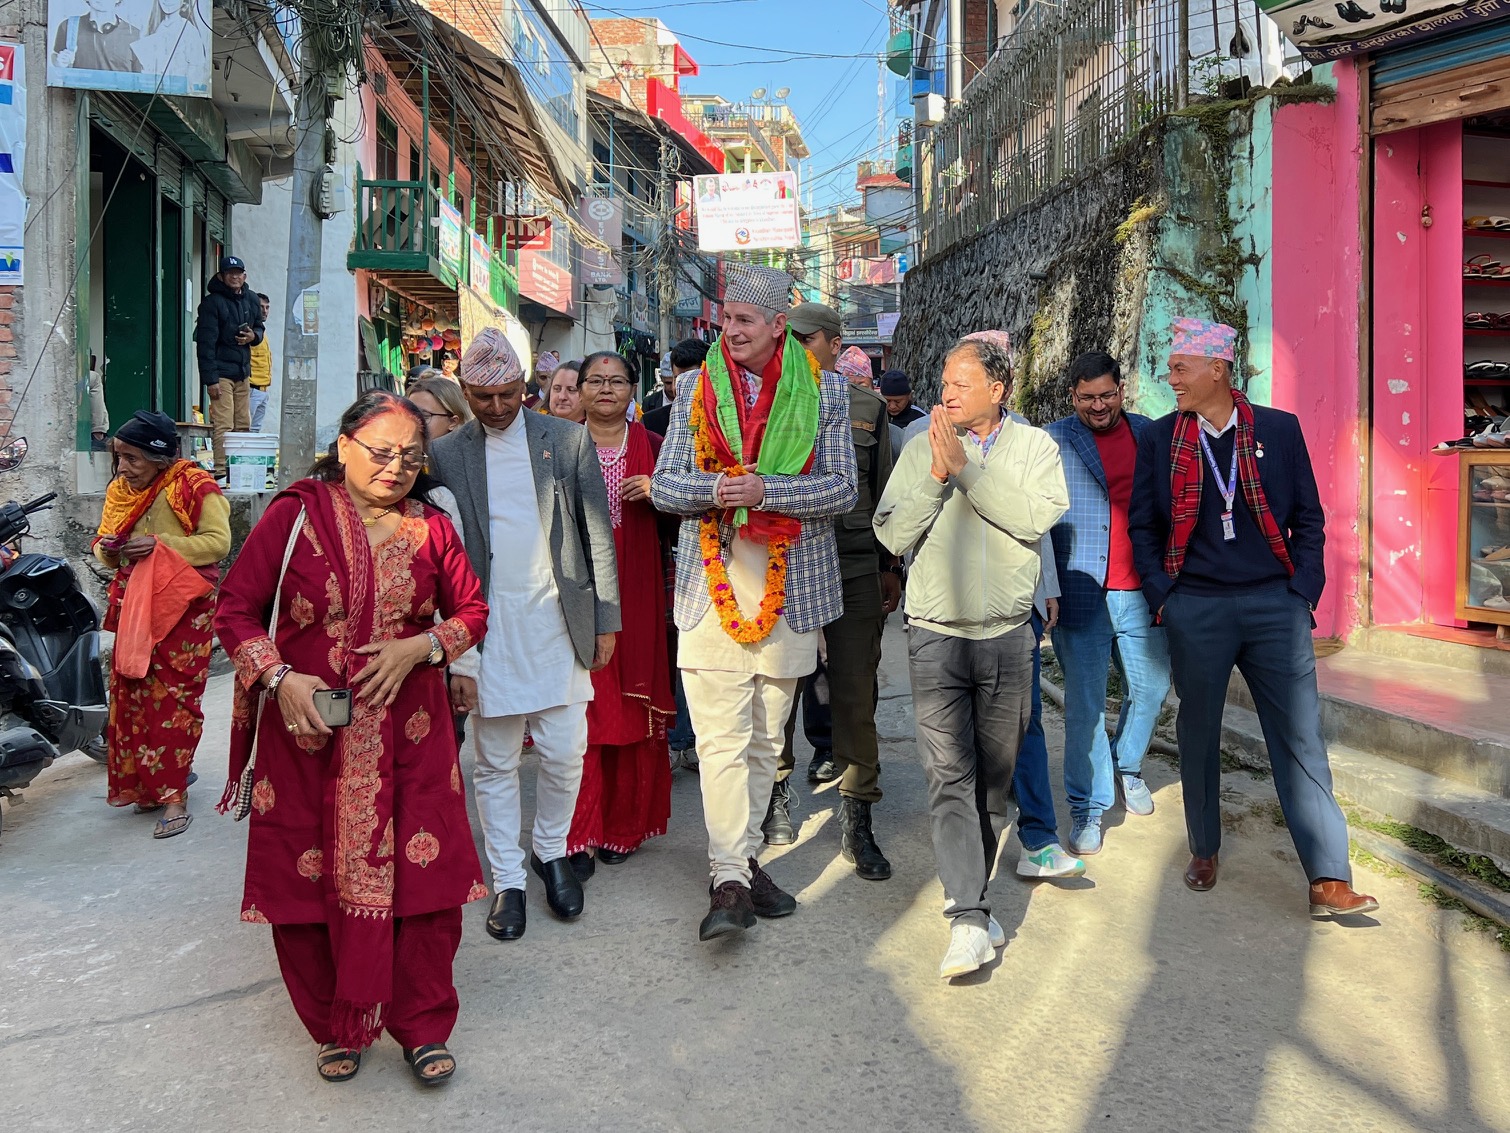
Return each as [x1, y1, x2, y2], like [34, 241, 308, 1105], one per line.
[1127, 318, 1376, 916]
[1046, 352, 1171, 857]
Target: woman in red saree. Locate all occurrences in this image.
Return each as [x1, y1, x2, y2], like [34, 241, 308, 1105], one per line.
[567, 351, 674, 873]
[213, 391, 489, 1087]
[93, 410, 229, 838]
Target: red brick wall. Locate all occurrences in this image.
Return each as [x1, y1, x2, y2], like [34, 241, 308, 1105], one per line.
[964, 0, 992, 84]
[0, 287, 18, 437]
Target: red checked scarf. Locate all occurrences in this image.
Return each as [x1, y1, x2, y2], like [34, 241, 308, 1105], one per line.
[1164, 388, 1294, 580]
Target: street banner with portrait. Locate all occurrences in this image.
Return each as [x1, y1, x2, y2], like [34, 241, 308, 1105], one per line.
[0, 44, 26, 285]
[437, 198, 463, 280]
[693, 171, 802, 252]
[47, 0, 211, 97]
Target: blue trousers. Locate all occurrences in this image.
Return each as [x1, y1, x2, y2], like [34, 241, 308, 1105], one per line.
[1162, 584, 1351, 882]
[1052, 588, 1171, 821]
[1012, 613, 1062, 852]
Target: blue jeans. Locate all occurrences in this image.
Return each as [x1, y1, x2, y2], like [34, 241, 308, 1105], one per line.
[1052, 589, 1171, 822]
[1012, 613, 1061, 852]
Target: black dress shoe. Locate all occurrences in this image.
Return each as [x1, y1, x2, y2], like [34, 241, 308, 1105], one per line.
[747, 857, 797, 917]
[485, 889, 526, 941]
[597, 847, 631, 865]
[531, 852, 585, 919]
[807, 748, 838, 783]
[569, 851, 595, 883]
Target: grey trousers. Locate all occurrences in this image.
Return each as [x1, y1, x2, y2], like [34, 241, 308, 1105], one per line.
[908, 622, 1034, 928]
[1162, 584, 1352, 882]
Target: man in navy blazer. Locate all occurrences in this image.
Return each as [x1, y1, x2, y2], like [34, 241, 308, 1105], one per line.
[1045, 352, 1171, 858]
[1127, 318, 1376, 916]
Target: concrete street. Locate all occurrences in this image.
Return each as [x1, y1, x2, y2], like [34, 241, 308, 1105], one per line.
[2, 624, 1508, 1133]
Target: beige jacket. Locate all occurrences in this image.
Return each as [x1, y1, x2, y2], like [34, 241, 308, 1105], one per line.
[875, 413, 1068, 640]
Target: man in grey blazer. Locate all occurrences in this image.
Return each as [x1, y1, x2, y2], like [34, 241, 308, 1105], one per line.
[430, 329, 620, 943]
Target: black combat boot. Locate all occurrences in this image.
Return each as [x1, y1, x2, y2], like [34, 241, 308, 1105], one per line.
[761, 779, 796, 846]
[840, 797, 892, 880]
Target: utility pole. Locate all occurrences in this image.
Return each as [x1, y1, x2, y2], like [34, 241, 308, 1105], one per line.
[655, 136, 681, 367]
[277, 68, 330, 487]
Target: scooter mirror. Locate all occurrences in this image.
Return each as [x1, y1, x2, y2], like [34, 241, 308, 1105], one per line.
[0, 436, 28, 472]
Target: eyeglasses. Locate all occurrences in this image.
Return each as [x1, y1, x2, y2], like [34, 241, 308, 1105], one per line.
[348, 436, 425, 470]
[1073, 390, 1122, 406]
[414, 408, 456, 425]
[580, 377, 633, 392]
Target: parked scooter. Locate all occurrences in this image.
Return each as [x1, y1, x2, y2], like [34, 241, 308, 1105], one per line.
[0, 438, 110, 843]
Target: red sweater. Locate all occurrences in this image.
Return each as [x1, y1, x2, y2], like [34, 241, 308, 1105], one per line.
[1094, 417, 1140, 590]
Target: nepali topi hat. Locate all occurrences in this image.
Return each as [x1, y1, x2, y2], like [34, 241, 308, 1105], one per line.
[1170, 317, 1237, 362]
[461, 328, 526, 387]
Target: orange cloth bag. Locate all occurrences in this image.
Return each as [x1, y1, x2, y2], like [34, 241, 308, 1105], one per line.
[113, 542, 214, 679]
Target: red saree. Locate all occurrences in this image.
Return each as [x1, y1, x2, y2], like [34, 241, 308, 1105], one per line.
[213, 480, 488, 1049]
[569, 424, 675, 855]
[97, 461, 222, 808]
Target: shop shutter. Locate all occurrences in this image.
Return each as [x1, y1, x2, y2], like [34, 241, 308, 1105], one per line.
[157, 147, 183, 206]
[1371, 23, 1510, 134]
[206, 187, 227, 243]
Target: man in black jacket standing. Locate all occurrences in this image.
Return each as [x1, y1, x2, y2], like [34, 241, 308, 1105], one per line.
[194, 255, 263, 479]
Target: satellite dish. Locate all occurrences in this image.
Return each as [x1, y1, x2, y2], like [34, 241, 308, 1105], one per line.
[775, 87, 790, 99]
[752, 87, 767, 99]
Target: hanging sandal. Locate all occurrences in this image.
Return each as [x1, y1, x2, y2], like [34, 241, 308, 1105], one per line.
[317, 1043, 362, 1083]
[152, 813, 193, 839]
[403, 1043, 456, 1085]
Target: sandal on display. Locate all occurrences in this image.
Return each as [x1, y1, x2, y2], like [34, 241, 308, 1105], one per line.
[1468, 216, 1510, 231]
[1466, 254, 1502, 277]
[1466, 312, 1497, 329]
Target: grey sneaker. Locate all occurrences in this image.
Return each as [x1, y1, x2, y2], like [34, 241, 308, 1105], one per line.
[1016, 842, 1087, 879]
[1120, 772, 1155, 816]
[1068, 817, 1103, 856]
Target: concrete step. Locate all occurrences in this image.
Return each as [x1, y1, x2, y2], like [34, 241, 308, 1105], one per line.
[1227, 650, 1510, 800]
[1353, 625, 1510, 677]
[1216, 702, 1510, 872]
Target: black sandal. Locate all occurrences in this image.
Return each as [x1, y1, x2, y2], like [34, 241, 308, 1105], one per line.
[403, 1043, 456, 1085]
[317, 1043, 362, 1082]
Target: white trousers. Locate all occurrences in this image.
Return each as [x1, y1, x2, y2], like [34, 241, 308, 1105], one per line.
[682, 668, 800, 887]
[471, 703, 589, 891]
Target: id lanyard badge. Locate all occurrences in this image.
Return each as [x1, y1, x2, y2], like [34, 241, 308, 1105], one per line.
[1198, 432, 1239, 542]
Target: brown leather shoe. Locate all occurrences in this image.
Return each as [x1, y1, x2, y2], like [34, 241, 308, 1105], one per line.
[1184, 854, 1218, 891]
[1309, 879, 1380, 917]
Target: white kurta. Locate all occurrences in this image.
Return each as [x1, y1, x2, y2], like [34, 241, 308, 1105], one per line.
[475, 414, 593, 718]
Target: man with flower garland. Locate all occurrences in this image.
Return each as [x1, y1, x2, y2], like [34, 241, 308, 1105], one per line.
[652, 263, 858, 941]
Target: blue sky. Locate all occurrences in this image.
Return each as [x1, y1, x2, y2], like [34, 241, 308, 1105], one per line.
[581, 0, 898, 211]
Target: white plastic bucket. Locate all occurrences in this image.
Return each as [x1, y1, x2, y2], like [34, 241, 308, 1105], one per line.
[224, 431, 278, 492]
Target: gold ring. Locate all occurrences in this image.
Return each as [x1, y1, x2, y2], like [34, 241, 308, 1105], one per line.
[287, 724, 298, 733]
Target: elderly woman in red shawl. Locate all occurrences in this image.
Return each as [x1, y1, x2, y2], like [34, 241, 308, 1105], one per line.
[94, 410, 228, 839]
[566, 350, 675, 875]
[214, 390, 489, 1088]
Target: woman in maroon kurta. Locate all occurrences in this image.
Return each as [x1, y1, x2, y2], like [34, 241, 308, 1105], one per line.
[214, 391, 488, 1087]
[567, 351, 675, 870]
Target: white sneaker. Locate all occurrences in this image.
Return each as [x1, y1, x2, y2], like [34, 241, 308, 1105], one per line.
[987, 915, 1006, 950]
[939, 923, 993, 979]
[1016, 842, 1088, 879]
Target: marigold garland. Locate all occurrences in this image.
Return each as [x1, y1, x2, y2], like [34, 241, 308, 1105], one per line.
[689, 351, 819, 644]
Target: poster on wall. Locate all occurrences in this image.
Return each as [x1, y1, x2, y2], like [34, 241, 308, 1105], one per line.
[47, 0, 211, 97]
[693, 171, 801, 252]
[437, 199, 463, 280]
[0, 44, 27, 285]
[1258, 0, 1509, 63]
[468, 229, 492, 301]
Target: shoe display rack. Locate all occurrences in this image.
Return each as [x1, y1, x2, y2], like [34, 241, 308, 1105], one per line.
[1461, 123, 1510, 445]
[1457, 451, 1510, 629]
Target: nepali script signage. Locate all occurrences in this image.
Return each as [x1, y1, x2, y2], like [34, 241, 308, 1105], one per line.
[693, 171, 802, 253]
[1259, 0, 1510, 63]
[47, 0, 211, 96]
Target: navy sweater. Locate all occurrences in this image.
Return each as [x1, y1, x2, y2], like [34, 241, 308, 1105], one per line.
[1128, 404, 1326, 612]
